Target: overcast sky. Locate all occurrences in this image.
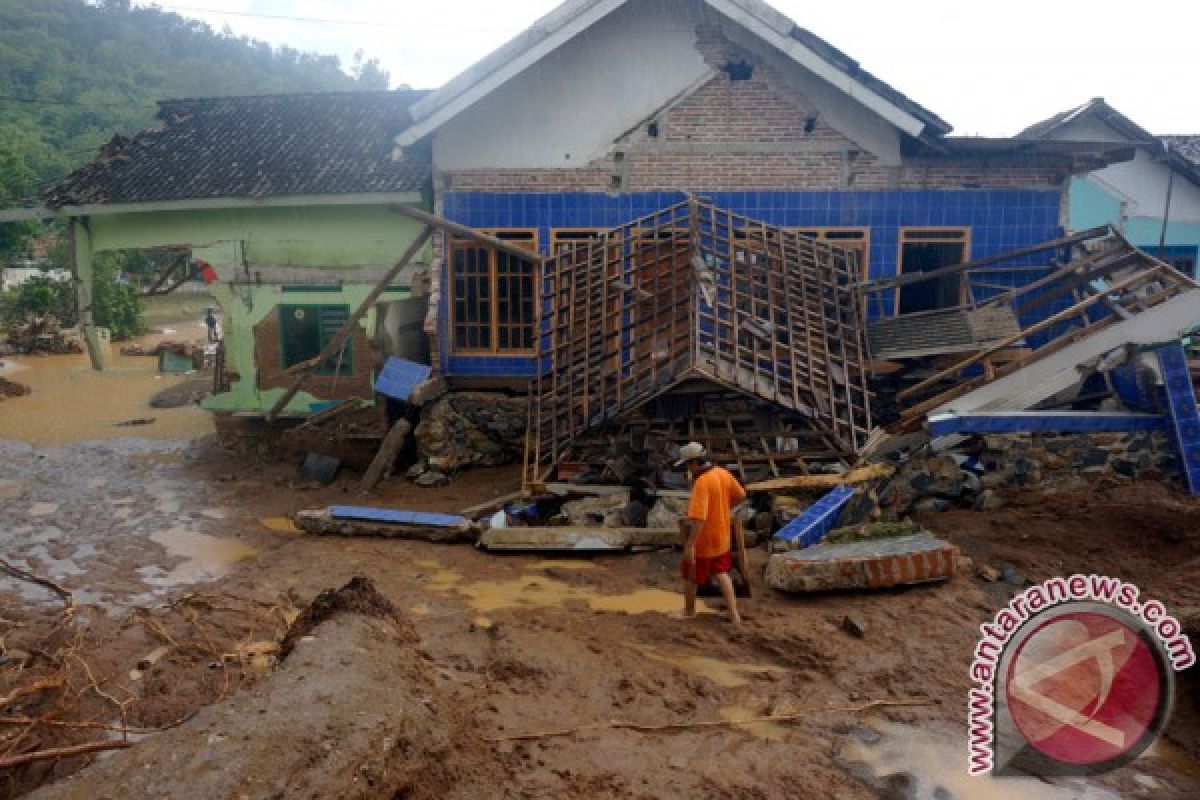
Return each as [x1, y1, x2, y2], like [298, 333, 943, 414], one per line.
[132, 0, 1199, 136]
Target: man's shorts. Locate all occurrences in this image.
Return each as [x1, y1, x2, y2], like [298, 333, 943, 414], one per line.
[681, 551, 733, 585]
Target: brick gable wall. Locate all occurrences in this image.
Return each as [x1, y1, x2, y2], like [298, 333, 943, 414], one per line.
[439, 25, 1065, 194]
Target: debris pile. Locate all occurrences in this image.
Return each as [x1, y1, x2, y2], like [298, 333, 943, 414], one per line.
[411, 392, 526, 484]
[3, 314, 82, 355]
[0, 374, 30, 399]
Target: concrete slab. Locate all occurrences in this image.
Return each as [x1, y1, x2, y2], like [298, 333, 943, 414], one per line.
[765, 533, 958, 593]
[294, 509, 476, 543]
[479, 526, 680, 552]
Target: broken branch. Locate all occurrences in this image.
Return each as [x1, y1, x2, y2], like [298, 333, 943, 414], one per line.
[0, 740, 132, 769]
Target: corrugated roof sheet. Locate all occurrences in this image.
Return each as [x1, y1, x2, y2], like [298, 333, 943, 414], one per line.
[43, 90, 431, 208]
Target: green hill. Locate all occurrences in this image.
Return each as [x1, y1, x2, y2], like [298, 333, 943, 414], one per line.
[0, 0, 388, 231]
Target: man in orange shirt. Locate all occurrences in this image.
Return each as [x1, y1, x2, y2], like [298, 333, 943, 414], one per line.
[675, 442, 746, 625]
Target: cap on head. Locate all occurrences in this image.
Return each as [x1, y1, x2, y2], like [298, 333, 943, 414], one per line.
[673, 441, 707, 467]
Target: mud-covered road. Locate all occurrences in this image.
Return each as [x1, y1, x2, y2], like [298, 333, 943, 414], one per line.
[1, 341, 1198, 799]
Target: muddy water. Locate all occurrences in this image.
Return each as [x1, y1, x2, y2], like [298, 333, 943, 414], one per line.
[419, 560, 710, 615]
[0, 344, 212, 447]
[145, 529, 257, 587]
[840, 720, 1121, 800]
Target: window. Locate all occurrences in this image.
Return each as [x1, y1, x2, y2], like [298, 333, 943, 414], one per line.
[279, 304, 352, 376]
[550, 229, 604, 256]
[449, 230, 538, 353]
[795, 228, 870, 278]
[897, 228, 970, 314]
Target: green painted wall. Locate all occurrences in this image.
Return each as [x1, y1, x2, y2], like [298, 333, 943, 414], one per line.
[87, 204, 427, 268]
[202, 282, 408, 415]
[78, 201, 428, 414]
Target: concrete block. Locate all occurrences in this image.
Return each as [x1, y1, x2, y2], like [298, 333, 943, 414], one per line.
[765, 533, 958, 593]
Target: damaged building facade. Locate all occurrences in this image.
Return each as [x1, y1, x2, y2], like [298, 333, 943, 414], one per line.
[36, 92, 434, 417]
[389, 0, 1140, 483]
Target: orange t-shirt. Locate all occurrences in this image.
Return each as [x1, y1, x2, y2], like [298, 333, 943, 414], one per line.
[686, 465, 746, 558]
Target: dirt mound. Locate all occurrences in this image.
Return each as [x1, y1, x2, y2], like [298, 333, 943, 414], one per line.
[30, 608, 472, 800]
[279, 574, 408, 658]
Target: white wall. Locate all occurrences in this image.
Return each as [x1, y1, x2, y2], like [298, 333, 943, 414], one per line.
[1058, 116, 1200, 223]
[434, 0, 712, 170]
[432, 0, 904, 171]
[1, 267, 70, 292]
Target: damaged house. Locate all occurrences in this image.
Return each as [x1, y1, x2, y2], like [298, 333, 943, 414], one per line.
[33, 91, 435, 418]
[388, 0, 1149, 484]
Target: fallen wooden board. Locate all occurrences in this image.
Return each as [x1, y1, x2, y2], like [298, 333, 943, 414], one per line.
[745, 463, 894, 493]
[479, 526, 680, 552]
[294, 509, 475, 543]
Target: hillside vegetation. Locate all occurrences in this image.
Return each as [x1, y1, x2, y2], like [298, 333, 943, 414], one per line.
[0, 0, 388, 253]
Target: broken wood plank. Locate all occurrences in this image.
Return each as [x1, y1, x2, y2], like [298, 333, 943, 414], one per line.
[744, 463, 894, 493]
[266, 225, 433, 421]
[360, 418, 413, 492]
[294, 508, 475, 543]
[732, 518, 753, 599]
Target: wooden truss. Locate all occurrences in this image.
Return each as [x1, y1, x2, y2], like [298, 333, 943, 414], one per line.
[860, 226, 1200, 427]
[524, 198, 874, 485]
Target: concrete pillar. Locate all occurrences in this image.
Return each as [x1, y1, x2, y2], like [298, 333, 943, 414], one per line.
[70, 217, 107, 370]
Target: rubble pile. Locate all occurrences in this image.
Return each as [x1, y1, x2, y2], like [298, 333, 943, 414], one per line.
[0, 375, 30, 399]
[876, 429, 1182, 518]
[2, 314, 82, 355]
[410, 392, 527, 485]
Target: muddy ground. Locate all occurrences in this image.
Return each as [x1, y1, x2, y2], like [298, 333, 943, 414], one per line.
[1, 333, 1199, 798]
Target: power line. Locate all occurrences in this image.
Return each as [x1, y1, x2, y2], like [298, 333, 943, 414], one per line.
[143, 3, 521, 33]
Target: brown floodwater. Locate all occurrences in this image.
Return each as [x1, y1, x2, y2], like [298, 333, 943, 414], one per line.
[0, 338, 213, 446]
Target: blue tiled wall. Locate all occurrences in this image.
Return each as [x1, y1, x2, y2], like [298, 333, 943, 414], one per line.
[441, 189, 1062, 377]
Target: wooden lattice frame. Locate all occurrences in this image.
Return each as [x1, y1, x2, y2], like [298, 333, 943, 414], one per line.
[525, 198, 874, 484]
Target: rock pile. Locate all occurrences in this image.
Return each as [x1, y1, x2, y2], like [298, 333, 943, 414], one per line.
[876, 430, 1180, 517]
[410, 393, 527, 485]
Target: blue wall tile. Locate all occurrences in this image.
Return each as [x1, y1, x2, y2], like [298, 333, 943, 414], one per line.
[439, 188, 1063, 377]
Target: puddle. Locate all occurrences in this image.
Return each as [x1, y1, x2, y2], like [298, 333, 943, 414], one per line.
[0, 344, 213, 446]
[145, 529, 257, 587]
[718, 704, 788, 741]
[423, 565, 708, 616]
[840, 720, 1121, 800]
[260, 517, 301, 534]
[637, 645, 785, 688]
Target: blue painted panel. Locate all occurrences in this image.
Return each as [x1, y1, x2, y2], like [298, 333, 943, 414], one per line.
[374, 357, 431, 401]
[928, 412, 1168, 437]
[328, 506, 467, 527]
[1157, 344, 1200, 495]
[771, 485, 856, 548]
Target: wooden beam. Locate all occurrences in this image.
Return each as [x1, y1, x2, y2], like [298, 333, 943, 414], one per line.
[360, 418, 412, 492]
[744, 462, 894, 493]
[390, 204, 546, 263]
[265, 225, 433, 421]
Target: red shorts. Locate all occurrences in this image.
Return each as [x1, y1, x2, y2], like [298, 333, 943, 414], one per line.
[681, 551, 733, 585]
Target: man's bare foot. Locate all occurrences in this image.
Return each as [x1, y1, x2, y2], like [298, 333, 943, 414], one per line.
[729, 614, 743, 628]
[670, 610, 698, 620]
